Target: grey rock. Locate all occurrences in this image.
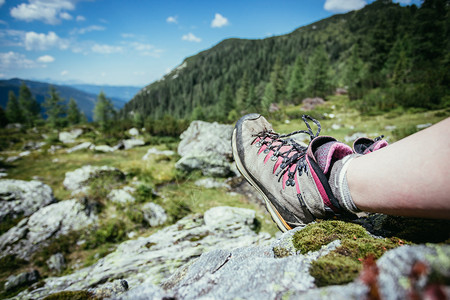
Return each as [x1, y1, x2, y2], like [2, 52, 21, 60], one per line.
[119, 282, 168, 300]
[302, 97, 325, 111]
[19, 150, 31, 157]
[0, 199, 97, 260]
[141, 202, 167, 227]
[23, 141, 46, 151]
[63, 165, 125, 194]
[16, 206, 271, 299]
[194, 178, 229, 189]
[123, 139, 145, 150]
[93, 145, 115, 152]
[0, 179, 54, 222]
[59, 128, 83, 144]
[416, 123, 432, 130]
[91, 279, 129, 298]
[128, 128, 140, 136]
[377, 244, 450, 300]
[142, 147, 175, 160]
[46, 253, 66, 274]
[5, 156, 20, 163]
[66, 142, 92, 153]
[176, 121, 234, 177]
[108, 186, 136, 204]
[0, 172, 7, 178]
[4, 270, 40, 291]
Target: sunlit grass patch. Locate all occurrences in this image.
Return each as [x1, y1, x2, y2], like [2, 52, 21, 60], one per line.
[157, 179, 279, 235]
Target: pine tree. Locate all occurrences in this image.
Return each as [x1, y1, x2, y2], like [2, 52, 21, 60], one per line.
[219, 84, 234, 115]
[93, 91, 114, 129]
[67, 98, 81, 125]
[287, 55, 305, 103]
[5, 91, 23, 124]
[261, 82, 275, 112]
[304, 46, 331, 97]
[43, 86, 66, 128]
[236, 71, 250, 112]
[0, 106, 7, 128]
[18, 82, 40, 127]
[270, 56, 285, 103]
[345, 45, 366, 100]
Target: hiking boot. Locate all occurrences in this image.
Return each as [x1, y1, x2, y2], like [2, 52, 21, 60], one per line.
[353, 136, 388, 154]
[232, 114, 357, 232]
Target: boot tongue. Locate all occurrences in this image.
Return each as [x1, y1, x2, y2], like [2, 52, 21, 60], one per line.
[314, 141, 353, 174]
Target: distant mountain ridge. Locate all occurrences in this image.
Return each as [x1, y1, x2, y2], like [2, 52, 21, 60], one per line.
[0, 78, 129, 121]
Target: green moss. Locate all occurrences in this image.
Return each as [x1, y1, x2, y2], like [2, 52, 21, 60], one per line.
[292, 220, 369, 254]
[42, 290, 95, 300]
[293, 220, 410, 287]
[310, 255, 361, 286]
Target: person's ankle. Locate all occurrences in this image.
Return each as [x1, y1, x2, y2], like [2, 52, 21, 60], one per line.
[328, 154, 362, 214]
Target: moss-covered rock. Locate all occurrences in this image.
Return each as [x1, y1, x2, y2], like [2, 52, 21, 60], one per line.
[292, 220, 409, 286]
[42, 290, 95, 300]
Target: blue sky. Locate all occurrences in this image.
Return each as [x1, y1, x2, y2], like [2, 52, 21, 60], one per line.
[0, 0, 421, 87]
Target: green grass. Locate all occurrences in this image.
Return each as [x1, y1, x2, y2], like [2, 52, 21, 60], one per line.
[157, 180, 279, 236]
[270, 95, 450, 145]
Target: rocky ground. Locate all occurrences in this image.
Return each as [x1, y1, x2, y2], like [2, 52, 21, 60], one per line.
[1, 97, 449, 299]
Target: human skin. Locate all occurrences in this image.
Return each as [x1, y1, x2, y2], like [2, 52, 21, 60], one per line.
[347, 117, 450, 219]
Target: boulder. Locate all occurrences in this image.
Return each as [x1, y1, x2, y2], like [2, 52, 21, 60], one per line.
[93, 145, 115, 153]
[302, 97, 325, 111]
[194, 178, 229, 189]
[63, 165, 125, 194]
[176, 121, 234, 177]
[141, 202, 167, 227]
[0, 179, 54, 222]
[0, 199, 97, 260]
[128, 128, 140, 136]
[15, 206, 271, 299]
[108, 186, 136, 204]
[59, 128, 83, 144]
[4, 270, 40, 292]
[123, 139, 145, 150]
[47, 253, 66, 274]
[66, 142, 92, 153]
[142, 148, 175, 160]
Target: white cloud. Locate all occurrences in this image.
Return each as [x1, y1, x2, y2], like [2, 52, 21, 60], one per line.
[0, 51, 37, 69]
[76, 15, 85, 22]
[24, 31, 68, 51]
[10, 0, 76, 24]
[393, 0, 411, 3]
[211, 13, 229, 28]
[121, 33, 135, 38]
[92, 44, 123, 54]
[59, 12, 72, 20]
[0, 0, 5, 8]
[61, 70, 68, 76]
[71, 25, 105, 35]
[324, 0, 366, 12]
[37, 55, 55, 63]
[166, 16, 177, 24]
[182, 32, 201, 42]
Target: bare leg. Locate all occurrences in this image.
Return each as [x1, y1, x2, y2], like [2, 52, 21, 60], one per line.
[347, 117, 450, 219]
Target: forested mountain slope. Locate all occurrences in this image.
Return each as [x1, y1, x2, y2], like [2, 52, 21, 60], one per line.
[122, 0, 449, 122]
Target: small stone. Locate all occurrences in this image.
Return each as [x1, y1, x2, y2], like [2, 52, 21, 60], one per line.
[128, 128, 140, 136]
[46, 253, 66, 273]
[142, 202, 167, 227]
